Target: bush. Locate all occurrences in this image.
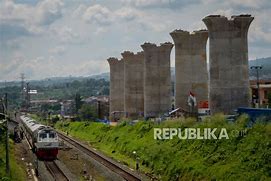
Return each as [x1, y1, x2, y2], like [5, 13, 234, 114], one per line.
[78, 103, 97, 120]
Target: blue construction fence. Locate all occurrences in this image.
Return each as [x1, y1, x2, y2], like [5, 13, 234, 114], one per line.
[236, 107, 271, 126]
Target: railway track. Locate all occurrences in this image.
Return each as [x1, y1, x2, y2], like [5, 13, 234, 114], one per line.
[58, 132, 141, 181]
[44, 161, 69, 181]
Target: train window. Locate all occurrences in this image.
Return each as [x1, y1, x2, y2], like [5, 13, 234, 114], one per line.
[49, 133, 55, 138]
[40, 133, 47, 139]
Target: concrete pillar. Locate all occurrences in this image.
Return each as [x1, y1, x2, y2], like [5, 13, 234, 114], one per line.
[170, 29, 208, 110]
[107, 57, 124, 119]
[122, 51, 144, 119]
[141, 42, 173, 118]
[203, 14, 254, 114]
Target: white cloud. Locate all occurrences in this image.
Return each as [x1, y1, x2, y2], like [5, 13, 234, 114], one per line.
[252, 27, 271, 43]
[73, 60, 108, 76]
[49, 46, 66, 55]
[0, 52, 108, 80]
[50, 26, 79, 43]
[249, 13, 271, 45]
[35, 0, 64, 25]
[210, 9, 235, 18]
[201, 0, 269, 9]
[82, 4, 113, 25]
[75, 4, 142, 24]
[1, 0, 271, 81]
[115, 7, 142, 21]
[0, 0, 64, 26]
[73, 4, 168, 32]
[121, 0, 176, 8]
[0, 56, 23, 75]
[0, 0, 64, 40]
[226, 0, 268, 9]
[94, 27, 107, 35]
[0, 1, 30, 22]
[72, 4, 87, 18]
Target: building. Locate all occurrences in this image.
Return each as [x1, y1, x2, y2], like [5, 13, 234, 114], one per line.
[82, 96, 109, 120]
[30, 99, 59, 113]
[60, 100, 76, 117]
[250, 79, 271, 107]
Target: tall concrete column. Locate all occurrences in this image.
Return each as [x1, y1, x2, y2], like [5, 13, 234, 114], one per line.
[203, 15, 254, 114]
[107, 57, 124, 119]
[122, 51, 144, 119]
[141, 42, 173, 118]
[170, 29, 208, 110]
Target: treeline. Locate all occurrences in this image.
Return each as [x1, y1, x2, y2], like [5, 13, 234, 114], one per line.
[0, 78, 109, 108]
[0, 86, 21, 108]
[31, 78, 109, 100]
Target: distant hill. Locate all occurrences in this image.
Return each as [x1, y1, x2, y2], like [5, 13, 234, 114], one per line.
[89, 72, 109, 81]
[0, 73, 110, 88]
[249, 57, 271, 80]
[0, 57, 270, 89]
[171, 57, 271, 81]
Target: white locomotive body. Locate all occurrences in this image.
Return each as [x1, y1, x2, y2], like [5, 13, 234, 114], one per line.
[20, 115, 59, 160]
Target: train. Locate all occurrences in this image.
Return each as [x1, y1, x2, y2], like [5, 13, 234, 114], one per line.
[20, 115, 59, 160]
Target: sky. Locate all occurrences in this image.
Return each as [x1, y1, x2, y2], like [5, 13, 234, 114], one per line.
[0, 0, 271, 81]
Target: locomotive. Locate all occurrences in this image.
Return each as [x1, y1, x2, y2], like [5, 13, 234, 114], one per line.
[20, 115, 59, 160]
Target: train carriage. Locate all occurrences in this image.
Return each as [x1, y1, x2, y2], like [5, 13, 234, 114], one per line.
[20, 115, 59, 160]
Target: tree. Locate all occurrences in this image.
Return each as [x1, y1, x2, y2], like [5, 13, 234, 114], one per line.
[75, 93, 83, 113]
[71, 80, 81, 88]
[78, 104, 97, 121]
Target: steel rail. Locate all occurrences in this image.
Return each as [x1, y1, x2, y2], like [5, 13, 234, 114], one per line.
[58, 132, 141, 181]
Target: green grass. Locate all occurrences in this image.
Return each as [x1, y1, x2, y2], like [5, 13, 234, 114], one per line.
[55, 115, 271, 181]
[0, 137, 26, 181]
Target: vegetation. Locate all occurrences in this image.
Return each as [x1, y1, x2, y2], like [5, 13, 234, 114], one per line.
[0, 125, 26, 181]
[0, 78, 109, 109]
[30, 78, 109, 100]
[0, 87, 20, 109]
[75, 93, 83, 113]
[78, 104, 97, 120]
[56, 115, 271, 180]
[40, 103, 61, 113]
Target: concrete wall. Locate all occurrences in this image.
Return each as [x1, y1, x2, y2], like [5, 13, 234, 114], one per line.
[203, 15, 254, 114]
[122, 51, 144, 119]
[141, 42, 173, 118]
[107, 58, 124, 118]
[170, 29, 208, 110]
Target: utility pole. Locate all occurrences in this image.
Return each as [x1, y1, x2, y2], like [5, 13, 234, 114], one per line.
[26, 82, 30, 111]
[20, 73, 25, 109]
[250, 66, 262, 107]
[97, 100, 101, 119]
[4, 93, 10, 176]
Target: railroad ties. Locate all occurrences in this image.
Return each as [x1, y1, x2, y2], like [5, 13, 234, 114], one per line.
[57, 131, 142, 181]
[44, 161, 69, 181]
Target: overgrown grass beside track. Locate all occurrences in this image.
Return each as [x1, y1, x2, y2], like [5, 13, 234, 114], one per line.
[55, 115, 271, 180]
[0, 127, 26, 181]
